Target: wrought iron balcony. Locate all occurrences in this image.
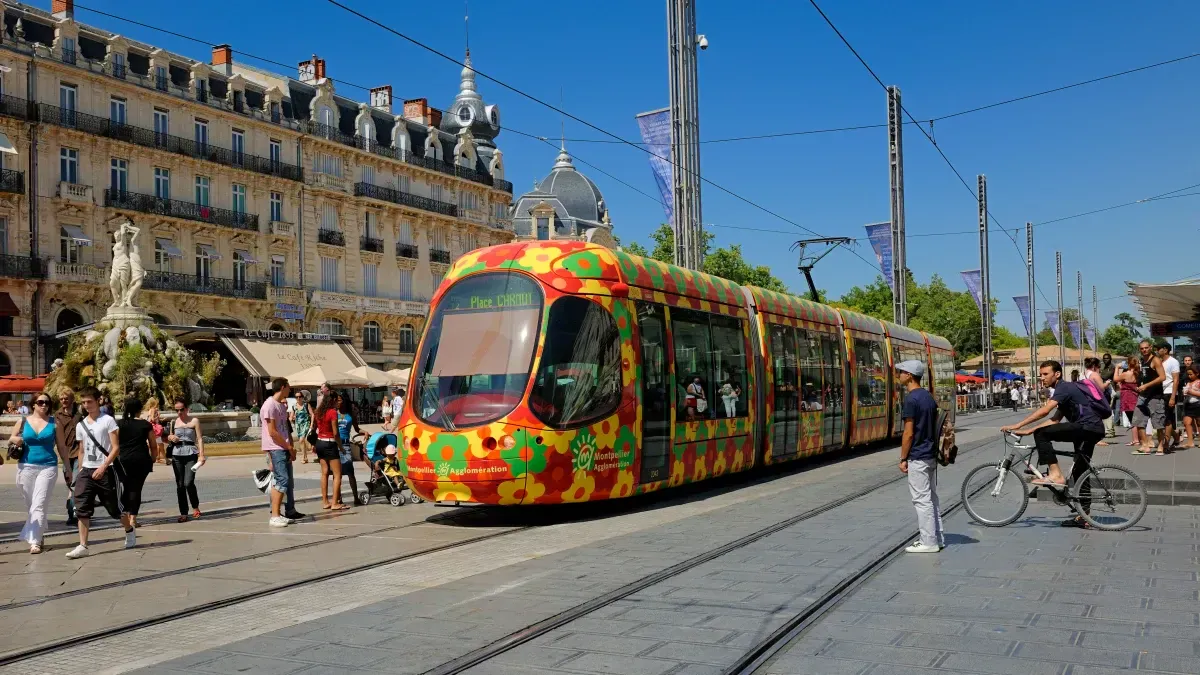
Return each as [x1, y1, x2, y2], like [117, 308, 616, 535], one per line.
[37, 104, 303, 182]
[396, 242, 418, 259]
[303, 121, 356, 147]
[353, 182, 458, 218]
[0, 95, 29, 120]
[430, 249, 452, 265]
[0, 169, 25, 195]
[144, 270, 267, 300]
[105, 189, 259, 232]
[0, 255, 43, 279]
[494, 178, 513, 193]
[62, 48, 77, 65]
[359, 235, 384, 253]
[357, 138, 407, 162]
[318, 229, 346, 246]
[112, 63, 126, 80]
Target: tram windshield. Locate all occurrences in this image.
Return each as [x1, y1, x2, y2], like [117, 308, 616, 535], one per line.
[414, 272, 543, 429]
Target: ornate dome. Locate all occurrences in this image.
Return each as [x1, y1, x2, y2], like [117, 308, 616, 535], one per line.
[439, 50, 500, 147]
[535, 148, 607, 224]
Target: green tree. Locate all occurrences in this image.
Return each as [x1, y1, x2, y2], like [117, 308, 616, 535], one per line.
[1099, 325, 1139, 357]
[624, 224, 788, 292]
[1035, 307, 1093, 349]
[1113, 312, 1144, 336]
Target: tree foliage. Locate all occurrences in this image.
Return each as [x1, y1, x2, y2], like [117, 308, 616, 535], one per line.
[623, 224, 789, 292]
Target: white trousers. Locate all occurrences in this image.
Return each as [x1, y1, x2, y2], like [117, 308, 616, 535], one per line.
[17, 463, 56, 546]
[907, 458, 944, 548]
[722, 396, 736, 418]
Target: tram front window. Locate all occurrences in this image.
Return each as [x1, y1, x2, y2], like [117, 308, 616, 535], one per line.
[415, 273, 542, 429]
[529, 296, 622, 428]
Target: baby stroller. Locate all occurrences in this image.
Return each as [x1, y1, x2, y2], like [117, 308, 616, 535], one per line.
[360, 432, 423, 506]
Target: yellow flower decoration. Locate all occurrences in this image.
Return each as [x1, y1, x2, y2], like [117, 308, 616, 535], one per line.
[668, 459, 686, 487]
[562, 470, 596, 503]
[692, 455, 709, 482]
[496, 473, 546, 505]
[621, 342, 637, 386]
[432, 481, 472, 503]
[610, 469, 635, 499]
[515, 245, 564, 275]
[542, 429, 578, 455]
[683, 423, 698, 443]
[712, 451, 728, 477]
[450, 250, 483, 276]
[731, 448, 745, 472]
[593, 415, 619, 451]
[578, 279, 610, 295]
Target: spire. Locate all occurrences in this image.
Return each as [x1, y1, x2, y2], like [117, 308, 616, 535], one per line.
[457, 48, 480, 101]
[553, 146, 574, 170]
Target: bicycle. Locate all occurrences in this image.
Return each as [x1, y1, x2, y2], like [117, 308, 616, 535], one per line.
[961, 431, 1147, 531]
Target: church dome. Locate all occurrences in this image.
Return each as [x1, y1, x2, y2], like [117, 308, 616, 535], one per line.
[535, 148, 606, 223]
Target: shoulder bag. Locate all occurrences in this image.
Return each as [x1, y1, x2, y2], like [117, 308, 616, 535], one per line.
[7, 417, 25, 461]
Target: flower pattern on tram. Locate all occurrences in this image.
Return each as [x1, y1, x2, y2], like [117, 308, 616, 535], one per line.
[610, 469, 635, 499]
[432, 481, 472, 502]
[712, 449, 728, 477]
[668, 459, 686, 487]
[692, 453, 709, 482]
[496, 473, 546, 505]
[614, 426, 637, 470]
[542, 428, 577, 455]
[515, 245, 565, 275]
[562, 470, 596, 502]
[593, 415, 620, 451]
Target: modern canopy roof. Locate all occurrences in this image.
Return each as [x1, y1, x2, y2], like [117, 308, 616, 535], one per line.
[1127, 279, 1200, 323]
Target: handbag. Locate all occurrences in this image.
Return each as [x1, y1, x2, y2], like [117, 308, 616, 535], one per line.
[6, 417, 26, 461]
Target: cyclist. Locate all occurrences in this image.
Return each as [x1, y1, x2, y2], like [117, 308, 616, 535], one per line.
[1001, 360, 1106, 525]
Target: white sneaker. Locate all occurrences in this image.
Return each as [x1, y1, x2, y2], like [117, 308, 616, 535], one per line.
[269, 516, 290, 528]
[124, 529, 136, 549]
[65, 544, 91, 559]
[905, 542, 941, 554]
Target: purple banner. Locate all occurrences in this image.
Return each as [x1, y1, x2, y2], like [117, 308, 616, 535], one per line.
[961, 270, 986, 318]
[1013, 296, 1031, 337]
[1046, 311, 1061, 344]
[635, 109, 674, 226]
[864, 223, 893, 290]
[1068, 320, 1082, 349]
[1085, 327, 1097, 351]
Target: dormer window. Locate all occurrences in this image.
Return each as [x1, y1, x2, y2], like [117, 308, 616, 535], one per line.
[457, 106, 472, 124]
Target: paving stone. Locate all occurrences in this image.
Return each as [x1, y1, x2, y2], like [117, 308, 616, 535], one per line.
[557, 652, 678, 675]
[763, 654, 867, 674]
[564, 617, 645, 635]
[626, 623, 735, 644]
[489, 645, 582, 668]
[616, 608, 711, 626]
[813, 639, 941, 667]
[548, 632, 661, 655]
[189, 653, 314, 675]
[1137, 652, 1200, 673]
[288, 643, 391, 668]
[642, 641, 745, 666]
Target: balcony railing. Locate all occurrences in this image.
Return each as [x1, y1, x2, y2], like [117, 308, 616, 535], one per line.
[48, 260, 105, 284]
[62, 49, 77, 66]
[38, 104, 303, 182]
[353, 182, 458, 218]
[303, 121, 357, 147]
[144, 270, 267, 300]
[0, 95, 29, 120]
[0, 255, 43, 279]
[305, 172, 348, 192]
[57, 181, 92, 204]
[0, 169, 25, 195]
[105, 189, 259, 231]
[318, 229, 345, 246]
[270, 285, 306, 306]
[112, 63, 126, 80]
[309, 292, 428, 316]
[359, 235, 384, 253]
[269, 220, 296, 237]
[494, 178, 513, 193]
[396, 243, 418, 259]
[430, 249, 452, 265]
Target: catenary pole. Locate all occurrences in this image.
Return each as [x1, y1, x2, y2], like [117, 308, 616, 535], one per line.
[1057, 252, 1065, 368]
[887, 86, 907, 324]
[1027, 222, 1037, 402]
[1077, 271, 1085, 376]
[978, 175, 992, 405]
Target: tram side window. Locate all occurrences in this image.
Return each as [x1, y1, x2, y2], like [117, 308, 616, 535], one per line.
[932, 352, 956, 411]
[797, 329, 824, 410]
[710, 314, 748, 418]
[673, 308, 715, 422]
[529, 296, 622, 428]
[854, 338, 887, 408]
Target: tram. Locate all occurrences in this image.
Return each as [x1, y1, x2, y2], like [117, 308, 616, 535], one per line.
[396, 241, 956, 505]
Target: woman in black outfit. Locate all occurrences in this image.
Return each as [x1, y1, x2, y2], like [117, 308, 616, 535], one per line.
[115, 396, 156, 529]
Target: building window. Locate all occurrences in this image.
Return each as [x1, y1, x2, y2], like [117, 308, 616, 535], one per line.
[321, 203, 338, 232]
[195, 245, 215, 282]
[530, 296, 622, 428]
[430, 227, 447, 251]
[320, 256, 339, 292]
[60, 226, 83, 263]
[155, 65, 168, 91]
[232, 183, 246, 214]
[153, 109, 169, 145]
[457, 106, 471, 123]
[459, 191, 478, 211]
[59, 84, 77, 113]
[463, 230, 479, 253]
[398, 221, 413, 245]
[0, 217, 6, 255]
[398, 269, 413, 300]
[536, 217, 550, 240]
[361, 164, 375, 185]
[0, 351, 10, 376]
[363, 211, 376, 240]
[195, 76, 206, 101]
[431, 270, 444, 291]
[399, 326, 415, 353]
[363, 263, 377, 297]
[231, 129, 245, 165]
[59, 148, 78, 184]
[270, 255, 285, 286]
[270, 103, 280, 123]
[269, 139, 281, 167]
[154, 239, 173, 273]
[194, 176, 209, 206]
[233, 250, 252, 289]
[109, 97, 126, 125]
[317, 317, 344, 336]
[362, 321, 382, 352]
[397, 174, 410, 193]
[113, 52, 126, 79]
[314, 152, 341, 176]
[194, 119, 208, 151]
[431, 184, 443, 202]
[110, 158, 128, 192]
[269, 192, 283, 222]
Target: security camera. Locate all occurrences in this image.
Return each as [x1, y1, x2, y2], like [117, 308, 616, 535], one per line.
[697, 35, 708, 50]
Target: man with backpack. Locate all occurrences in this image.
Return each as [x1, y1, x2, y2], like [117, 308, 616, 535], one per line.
[1002, 360, 1109, 525]
[896, 360, 944, 554]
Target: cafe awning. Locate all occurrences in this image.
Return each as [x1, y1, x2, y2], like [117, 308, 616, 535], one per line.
[234, 249, 259, 264]
[61, 224, 92, 246]
[155, 238, 183, 258]
[0, 292, 19, 317]
[197, 243, 221, 260]
[219, 334, 367, 380]
[0, 375, 46, 393]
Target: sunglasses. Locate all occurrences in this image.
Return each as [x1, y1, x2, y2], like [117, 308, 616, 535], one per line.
[34, 400, 50, 406]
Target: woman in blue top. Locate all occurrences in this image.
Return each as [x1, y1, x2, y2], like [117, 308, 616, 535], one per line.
[337, 395, 363, 506]
[8, 392, 64, 554]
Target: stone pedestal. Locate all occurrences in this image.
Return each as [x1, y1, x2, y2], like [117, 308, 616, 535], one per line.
[99, 305, 151, 331]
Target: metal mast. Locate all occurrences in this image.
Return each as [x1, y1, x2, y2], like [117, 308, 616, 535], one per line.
[1027, 222, 1037, 401]
[1056, 252, 1065, 367]
[667, 0, 703, 270]
[1092, 285, 1099, 357]
[887, 86, 907, 324]
[978, 175, 992, 405]
[1077, 271, 1085, 375]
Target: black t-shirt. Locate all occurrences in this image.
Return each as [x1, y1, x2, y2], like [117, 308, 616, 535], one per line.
[1052, 382, 1104, 433]
[901, 388, 939, 462]
[117, 418, 153, 464]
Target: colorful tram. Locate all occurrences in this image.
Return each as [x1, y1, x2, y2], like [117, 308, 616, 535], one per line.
[396, 241, 956, 505]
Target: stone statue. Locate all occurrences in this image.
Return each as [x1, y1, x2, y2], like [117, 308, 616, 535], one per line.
[122, 223, 144, 308]
[107, 220, 144, 310]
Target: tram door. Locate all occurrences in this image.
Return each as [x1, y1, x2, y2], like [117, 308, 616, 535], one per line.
[636, 303, 670, 484]
[770, 324, 799, 458]
[819, 333, 845, 448]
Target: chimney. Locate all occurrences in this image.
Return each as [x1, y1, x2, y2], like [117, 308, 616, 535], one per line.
[314, 57, 326, 80]
[370, 85, 392, 114]
[212, 44, 233, 75]
[403, 98, 441, 127]
[52, 0, 73, 19]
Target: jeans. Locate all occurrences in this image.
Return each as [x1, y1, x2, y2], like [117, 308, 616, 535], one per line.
[268, 449, 295, 514]
[171, 455, 200, 515]
[17, 463, 56, 545]
[907, 458, 944, 548]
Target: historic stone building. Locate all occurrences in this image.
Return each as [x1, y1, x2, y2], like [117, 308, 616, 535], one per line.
[0, 0, 513, 377]
[510, 145, 615, 248]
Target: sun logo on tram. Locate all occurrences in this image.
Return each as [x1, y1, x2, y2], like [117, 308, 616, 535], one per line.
[571, 431, 598, 473]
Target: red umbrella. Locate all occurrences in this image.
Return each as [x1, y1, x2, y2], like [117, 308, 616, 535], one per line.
[954, 373, 986, 384]
[0, 375, 47, 393]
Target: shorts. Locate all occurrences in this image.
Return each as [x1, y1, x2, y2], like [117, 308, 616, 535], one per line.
[1134, 397, 1166, 430]
[267, 449, 292, 494]
[1164, 403, 1177, 427]
[72, 469, 121, 520]
[1183, 402, 1200, 420]
[314, 439, 340, 461]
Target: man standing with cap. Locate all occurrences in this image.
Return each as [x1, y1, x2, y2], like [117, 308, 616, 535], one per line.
[897, 359, 944, 553]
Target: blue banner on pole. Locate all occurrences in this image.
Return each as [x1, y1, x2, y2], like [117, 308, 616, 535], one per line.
[961, 270, 987, 318]
[1013, 296, 1031, 337]
[1084, 328, 1097, 352]
[864, 223, 893, 290]
[1046, 311, 1061, 344]
[635, 109, 674, 227]
[1068, 320, 1082, 349]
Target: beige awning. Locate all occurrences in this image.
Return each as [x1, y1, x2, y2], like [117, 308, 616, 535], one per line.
[285, 364, 369, 388]
[386, 367, 410, 386]
[219, 335, 366, 379]
[345, 365, 405, 387]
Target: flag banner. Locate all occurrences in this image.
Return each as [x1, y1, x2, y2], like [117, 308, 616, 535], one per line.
[1013, 296, 1031, 337]
[1046, 311, 1061, 344]
[961, 270, 987, 318]
[635, 109, 674, 226]
[1085, 327, 1097, 351]
[1068, 320, 1082, 349]
[864, 223, 893, 290]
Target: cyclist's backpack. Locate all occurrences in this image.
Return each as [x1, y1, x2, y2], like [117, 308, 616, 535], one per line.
[1075, 379, 1113, 420]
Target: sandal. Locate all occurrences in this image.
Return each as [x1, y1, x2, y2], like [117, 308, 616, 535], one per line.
[329, 503, 349, 511]
[321, 502, 332, 510]
[177, 515, 188, 523]
[1132, 448, 1154, 455]
[191, 509, 202, 519]
[29, 544, 42, 555]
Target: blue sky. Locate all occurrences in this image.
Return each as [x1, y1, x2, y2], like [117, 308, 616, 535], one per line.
[70, 0, 1199, 333]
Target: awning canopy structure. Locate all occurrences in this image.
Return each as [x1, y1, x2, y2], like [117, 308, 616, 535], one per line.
[0, 375, 46, 393]
[1128, 279, 1200, 337]
[155, 238, 183, 258]
[345, 365, 405, 387]
[60, 224, 92, 247]
[197, 243, 221, 260]
[0, 292, 19, 317]
[386, 367, 410, 386]
[219, 335, 366, 380]
[234, 249, 259, 264]
[286, 364, 370, 388]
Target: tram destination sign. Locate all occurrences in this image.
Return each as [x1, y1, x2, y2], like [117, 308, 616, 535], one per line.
[446, 291, 537, 311]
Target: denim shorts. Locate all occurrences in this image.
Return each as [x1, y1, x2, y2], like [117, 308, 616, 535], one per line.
[267, 449, 291, 494]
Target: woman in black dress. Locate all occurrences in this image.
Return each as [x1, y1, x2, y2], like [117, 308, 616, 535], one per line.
[115, 396, 155, 529]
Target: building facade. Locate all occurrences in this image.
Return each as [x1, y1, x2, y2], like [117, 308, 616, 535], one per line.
[510, 145, 615, 247]
[0, 0, 513, 377]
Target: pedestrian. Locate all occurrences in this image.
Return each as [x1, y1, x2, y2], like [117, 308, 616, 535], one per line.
[5, 400, 16, 415]
[9, 392, 64, 554]
[338, 395, 364, 506]
[67, 387, 134, 559]
[391, 387, 405, 421]
[1180, 365, 1200, 449]
[140, 397, 165, 464]
[262, 377, 304, 527]
[17, 399, 29, 415]
[314, 391, 347, 510]
[381, 392, 393, 430]
[1158, 344, 1180, 452]
[98, 394, 114, 418]
[1100, 353, 1117, 438]
[55, 386, 82, 526]
[896, 360, 943, 554]
[316, 382, 331, 410]
[1117, 355, 1141, 443]
[115, 396, 155, 529]
[292, 390, 314, 463]
[167, 398, 205, 522]
[1132, 341, 1167, 455]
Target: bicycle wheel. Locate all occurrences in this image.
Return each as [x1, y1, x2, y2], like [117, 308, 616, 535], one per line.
[961, 463, 1029, 526]
[1073, 464, 1147, 531]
